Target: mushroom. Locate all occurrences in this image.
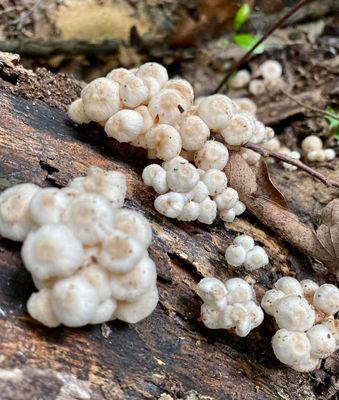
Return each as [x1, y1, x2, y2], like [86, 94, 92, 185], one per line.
[260, 60, 283, 82]
[313, 284, 339, 316]
[244, 246, 269, 271]
[68, 99, 91, 124]
[178, 201, 200, 222]
[272, 329, 311, 366]
[120, 76, 149, 108]
[191, 181, 210, 203]
[179, 115, 210, 151]
[106, 67, 134, 84]
[261, 289, 285, 316]
[233, 234, 254, 252]
[233, 98, 257, 115]
[164, 79, 194, 105]
[301, 135, 323, 153]
[196, 277, 227, 310]
[221, 112, 255, 146]
[219, 208, 236, 223]
[135, 105, 154, 134]
[198, 198, 217, 224]
[241, 148, 261, 165]
[80, 263, 111, 302]
[105, 109, 144, 143]
[224, 278, 255, 305]
[146, 124, 182, 161]
[27, 289, 60, 328]
[0, 183, 40, 241]
[142, 164, 164, 186]
[166, 161, 200, 193]
[214, 188, 239, 210]
[307, 324, 336, 359]
[300, 279, 319, 303]
[248, 79, 266, 96]
[89, 298, 117, 324]
[201, 170, 227, 196]
[194, 141, 229, 171]
[200, 303, 223, 329]
[274, 277, 304, 296]
[136, 62, 168, 87]
[154, 192, 185, 218]
[225, 244, 247, 267]
[228, 70, 251, 89]
[197, 94, 235, 130]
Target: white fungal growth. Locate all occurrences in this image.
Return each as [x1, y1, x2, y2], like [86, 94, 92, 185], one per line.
[233, 98, 257, 115]
[228, 70, 251, 89]
[146, 124, 182, 161]
[148, 89, 188, 125]
[120, 76, 149, 108]
[198, 198, 217, 225]
[105, 109, 144, 143]
[154, 192, 185, 218]
[313, 284, 339, 316]
[197, 95, 235, 130]
[166, 158, 200, 192]
[136, 62, 168, 87]
[248, 79, 266, 96]
[0, 168, 158, 328]
[179, 115, 210, 151]
[221, 112, 255, 146]
[272, 329, 311, 366]
[197, 277, 263, 337]
[194, 141, 229, 171]
[301, 136, 336, 163]
[178, 201, 200, 222]
[106, 67, 134, 84]
[68, 99, 91, 124]
[260, 60, 282, 81]
[214, 187, 246, 223]
[164, 79, 194, 105]
[201, 169, 227, 196]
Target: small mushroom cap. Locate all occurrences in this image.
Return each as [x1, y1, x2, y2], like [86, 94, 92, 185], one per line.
[261, 288, 285, 316]
[219, 207, 236, 223]
[274, 277, 303, 296]
[106, 67, 134, 84]
[197, 94, 235, 130]
[244, 246, 269, 271]
[201, 303, 223, 329]
[51, 275, 100, 327]
[274, 295, 315, 331]
[114, 285, 159, 324]
[201, 170, 227, 196]
[225, 278, 254, 305]
[178, 201, 200, 222]
[307, 324, 336, 359]
[164, 79, 194, 105]
[27, 289, 60, 328]
[105, 109, 144, 143]
[228, 70, 251, 89]
[194, 141, 229, 171]
[29, 188, 70, 226]
[83, 166, 126, 207]
[22, 224, 84, 281]
[89, 298, 117, 325]
[233, 98, 257, 115]
[80, 264, 111, 302]
[136, 62, 168, 87]
[142, 164, 164, 186]
[110, 256, 157, 301]
[260, 60, 282, 81]
[146, 124, 182, 161]
[98, 230, 145, 274]
[248, 79, 266, 96]
[321, 316, 339, 348]
[143, 77, 162, 100]
[62, 193, 115, 245]
[166, 162, 200, 193]
[250, 121, 266, 144]
[221, 113, 255, 146]
[214, 187, 239, 210]
[262, 137, 281, 152]
[272, 329, 311, 366]
[196, 277, 227, 309]
[233, 234, 254, 252]
[313, 284, 339, 316]
[119, 76, 149, 108]
[154, 192, 185, 218]
[290, 357, 320, 373]
[81, 78, 121, 121]
[246, 300, 264, 329]
[301, 135, 323, 153]
[225, 244, 247, 267]
[198, 198, 217, 225]
[241, 148, 261, 165]
[152, 169, 169, 194]
[113, 208, 152, 248]
[324, 148, 336, 161]
[162, 156, 188, 172]
[300, 279, 319, 303]
[68, 99, 91, 124]
[0, 183, 40, 241]
[231, 304, 253, 337]
[179, 115, 210, 151]
[135, 105, 154, 134]
[307, 149, 326, 162]
[191, 181, 210, 203]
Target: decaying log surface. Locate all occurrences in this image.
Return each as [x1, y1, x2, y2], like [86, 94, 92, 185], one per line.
[0, 53, 338, 400]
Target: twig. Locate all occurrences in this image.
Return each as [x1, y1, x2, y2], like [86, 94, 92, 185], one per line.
[244, 142, 339, 188]
[9, 0, 45, 29]
[214, 0, 312, 93]
[280, 87, 339, 121]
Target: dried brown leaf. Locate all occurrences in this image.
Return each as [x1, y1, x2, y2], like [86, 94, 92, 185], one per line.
[225, 151, 257, 197]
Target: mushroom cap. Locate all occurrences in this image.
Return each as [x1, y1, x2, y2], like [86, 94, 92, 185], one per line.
[274, 294, 315, 331]
[98, 230, 145, 274]
[109, 256, 157, 301]
[272, 329, 311, 366]
[200, 303, 223, 329]
[231, 304, 253, 337]
[290, 357, 320, 373]
[262, 137, 281, 152]
[162, 155, 188, 172]
[198, 198, 217, 225]
[300, 279, 319, 303]
[106, 67, 134, 84]
[233, 98, 257, 115]
[105, 109, 144, 143]
[233, 201, 246, 217]
[201, 170, 227, 196]
[307, 149, 326, 162]
[166, 161, 200, 193]
[321, 316, 339, 348]
[313, 284, 339, 316]
[194, 141, 229, 171]
[250, 121, 266, 144]
[114, 285, 159, 324]
[89, 298, 117, 325]
[233, 234, 254, 252]
[196, 277, 227, 309]
[29, 188, 70, 226]
[143, 77, 162, 101]
[261, 288, 285, 316]
[301, 135, 323, 153]
[260, 60, 282, 81]
[136, 62, 168, 87]
[0, 183, 40, 241]
[142, 164, 164, 186]
[225, 244, 247, 267]
[80, 263, 111, 302]
[214, 187, 239, 210]
[246, 300, 264, 330]
[68, 99, 91, 124]
[113, 208, 152, 248]
[241, 148, 261, 165]
[62, 193, 116, 245]
[178, 201, 200, 222]
[154, 192, 185, 218]
[228, 70, 251, 89]
[51, 275, 100, 327]
[274, 276, 303, 296]
[197, 94, 235, 130]
[27, 289, 60, 328]
[324, 148, 336, 161]
[248, 79, 266, 96]
[152, 169, 169, 194]
[244, 246, 269, 271]
[146, 124, 182, 161]
[179, 115, 210, 151]
[119, 76, 149, 108]
[225, 278, 255, 305]
[81, 78, 121, 121]
[22, 224, 84, 281]
[164, 78, 194, 105]
[221, 113, 255, 146]
[307, 324, 336, 359]
[135, 105, 154, 134]
[191, 181, 210, 203]
[219, 208, 236, 223]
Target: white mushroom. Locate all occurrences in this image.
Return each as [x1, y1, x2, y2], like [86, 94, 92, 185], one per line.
[27, 289, 60, 328]
[80, 263, 111, 302]
[233, 234, 254, 252]
[106, 67, 134, 84]
[260, 60, 282, 81]
[228, 70, 251, 89]
[142, 164, 164, 186]
[261, 289, 285, 316]
[151, 169, 169, 194]
[233, 98, 257, 115]
[214, 187, 239, 210]
[219, 208, 236, 223]
[164, 79, 194, 105]
[194, 141, 229, 171]
[225, 278, 254, 304]
[244, 246, 269, 271]
[300, 279, 319, 303]
[201, 170, 227, 196]
[198, 198, 217, 224]
[105, 109, 144, 143]
[221, 112, 255, 146]
[274, 277, 304, 296]
[248, 79, 266, 96]
[200, 303, 223, 329]
[272, 329, 311, 366]
[229, 303, 252, 337]
[89, 298, 117, 324]
[322, 316, 339, 348]
[143, 77, 161, 100]
[135, 105, 154, 134]
[162, 155, 188, 172]
[154, 192, 185, 218]
[179, 115, 210, 151]
[166, 161, 200, 193]
[301, 135, 323, 153]
[324, 148, 336, 161]
[146, 124, 182, 161]
[313, 284, 339, 316]
[290, 357, 320, 373]
[0, 183, 40, 241]
[136, 62, 168, 87]
[21, 224, 84, 281]
[307, 324, 336, 359]
[68, 99, 91, 124]
[120, 76, 149, 108]
[241, 148, 261, 165]
[197, 94, 235, 130]
[225, 244, 247, 267]
[196, 277, 227, 310]
[178, 201, 200, 222]
[81, 78, 121, 121]
[191, 181, 210, 203]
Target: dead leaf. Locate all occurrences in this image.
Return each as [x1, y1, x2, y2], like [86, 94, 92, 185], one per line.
[225, 151, 257, 197]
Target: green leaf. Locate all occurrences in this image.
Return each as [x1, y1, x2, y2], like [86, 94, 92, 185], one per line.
[325, 106, 339, 139]
[233, 4, 251, 31]
[233, 33, 265, 54]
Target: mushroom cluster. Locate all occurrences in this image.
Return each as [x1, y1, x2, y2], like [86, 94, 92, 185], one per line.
[0, 167, 159, 328]
[261, 137, 301, 170]
[301, 135, 336, 162]
[261, 277, 339, 371]
[225, 234, 269, 271]
[142, 155, 245, 224]
[197, 277, 264, 337]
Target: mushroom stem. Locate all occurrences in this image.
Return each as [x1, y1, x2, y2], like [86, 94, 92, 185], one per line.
[243, 142, 339, 189]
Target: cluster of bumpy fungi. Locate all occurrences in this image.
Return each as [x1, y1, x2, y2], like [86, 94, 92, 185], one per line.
[68, 62, 276, 224]
[0, 167, 158, 327]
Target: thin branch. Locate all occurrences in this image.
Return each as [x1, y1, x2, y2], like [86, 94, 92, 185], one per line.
[280, 87, 339, 121]
[214, 0, 312, 94]
[244, 142, 339, 189]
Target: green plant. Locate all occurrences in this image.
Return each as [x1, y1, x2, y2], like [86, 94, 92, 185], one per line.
[325, 106, 339, 139]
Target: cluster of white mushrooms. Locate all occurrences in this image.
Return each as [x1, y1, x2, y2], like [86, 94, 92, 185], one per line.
[0, 167, 158, 327]
[225, 234, 269, 271]
[197, 277, 264, 337]
[261, 137, 301, 171]
[261, 277, 339, 372]
[301, 135, 336, 162]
